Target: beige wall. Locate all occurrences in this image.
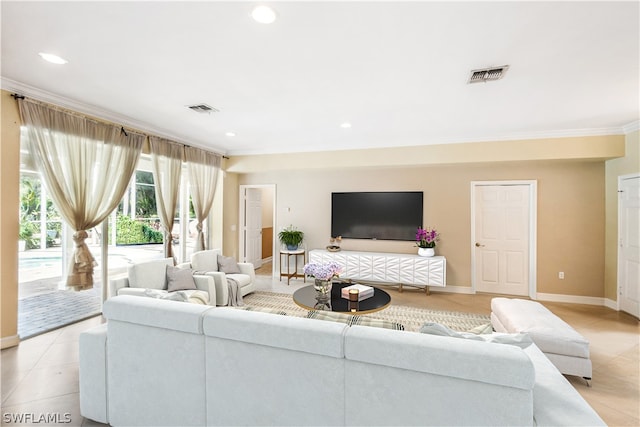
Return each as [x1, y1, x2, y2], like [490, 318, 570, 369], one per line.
[232, 160, 606, 297]
[222, 171, 239, 258]
[1, 90, 21, 348]
[604, 130, 640, 301]
[226, 135, 624, 173]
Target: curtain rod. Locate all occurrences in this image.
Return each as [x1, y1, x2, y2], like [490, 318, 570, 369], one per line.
[11, 93, 229, 159]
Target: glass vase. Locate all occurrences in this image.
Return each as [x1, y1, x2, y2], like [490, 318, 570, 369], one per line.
[313, 278, 332, 295]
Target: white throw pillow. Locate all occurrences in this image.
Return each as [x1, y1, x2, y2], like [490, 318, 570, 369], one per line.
[420, 322, 533, 348]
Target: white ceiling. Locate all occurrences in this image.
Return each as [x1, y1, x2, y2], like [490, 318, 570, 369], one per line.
[1, 1, 638, 156]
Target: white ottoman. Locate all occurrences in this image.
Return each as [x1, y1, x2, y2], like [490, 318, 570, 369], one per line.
[491, 297, 592, 381]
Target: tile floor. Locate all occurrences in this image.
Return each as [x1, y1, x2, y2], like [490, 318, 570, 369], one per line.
[2, 271, 639, 426]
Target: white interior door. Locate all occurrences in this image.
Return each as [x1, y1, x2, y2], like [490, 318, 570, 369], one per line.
[619, 175, 640, 318]
[473, 184, 532, 296]
[244, 188, 263, 268]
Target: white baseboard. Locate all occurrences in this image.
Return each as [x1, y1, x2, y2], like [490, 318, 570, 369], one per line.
[535, 293, 605, 306]
[261, 256, 273, 264]
[604, 298, 618, 310]
[430, 285, 474, 294]
[1, 334, 20, 349]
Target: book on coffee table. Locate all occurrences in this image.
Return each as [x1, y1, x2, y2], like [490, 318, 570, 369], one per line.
[341, 284, 374, 301]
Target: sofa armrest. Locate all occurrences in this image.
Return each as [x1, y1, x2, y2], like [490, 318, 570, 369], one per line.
[200, 271, 229, 306]
[109, 275, 129, 299]
[238, 263, 256, 283]
[79, 323, 108, 424]
[193, 275, 216, 306]
[176, 262, 191, 270]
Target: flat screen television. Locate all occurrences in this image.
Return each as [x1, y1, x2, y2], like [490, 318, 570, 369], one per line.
[331, 191, 423, 241]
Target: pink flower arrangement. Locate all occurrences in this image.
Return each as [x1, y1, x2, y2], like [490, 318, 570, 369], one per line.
[416, 227, 439, 248]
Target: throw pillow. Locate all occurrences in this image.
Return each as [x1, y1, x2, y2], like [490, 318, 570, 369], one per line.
[420, 322, 532, 348]
[143, 288, 188, 302]
[166, 265, 198, 292]
[307, 310, 404, 330]
[236, 306, 288, 316]
[217, 254, 241, 274]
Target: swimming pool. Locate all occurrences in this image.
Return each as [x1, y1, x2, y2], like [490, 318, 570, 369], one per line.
[19, 257, 62, 269]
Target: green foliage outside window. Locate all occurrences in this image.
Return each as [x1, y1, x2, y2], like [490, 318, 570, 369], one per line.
[113, 215, 163, 245]
[19, 176, 62, 248]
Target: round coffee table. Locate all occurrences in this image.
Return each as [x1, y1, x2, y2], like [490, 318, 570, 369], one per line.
[293, 281, 391, 314]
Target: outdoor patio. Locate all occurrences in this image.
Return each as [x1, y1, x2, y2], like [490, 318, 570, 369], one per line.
[18, 244, 164, 339]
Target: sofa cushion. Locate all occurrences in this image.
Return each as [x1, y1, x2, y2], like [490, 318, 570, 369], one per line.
[203, 308, 347, 358]
[166, 266, 197, 292]
[420, 322, 533, 348]
[345, 325, 536, 390]
[103, 295, 214, 334]
[217, 254, 241, 274]
[307, 310, 404, 330]
[128, 258, 173, 290]
[191, 250, 219, 272]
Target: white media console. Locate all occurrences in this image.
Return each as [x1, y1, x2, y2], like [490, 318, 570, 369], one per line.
[309, 249, 446, 294]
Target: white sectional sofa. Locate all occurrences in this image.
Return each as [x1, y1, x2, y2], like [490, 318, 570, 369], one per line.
[80, 295, 605, 426]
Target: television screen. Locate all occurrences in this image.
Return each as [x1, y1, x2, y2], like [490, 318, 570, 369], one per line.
[331, 192, 423, 241]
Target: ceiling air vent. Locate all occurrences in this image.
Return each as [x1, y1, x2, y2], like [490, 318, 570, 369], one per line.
[187, 103, 219, 114]
[468, 65, 509, 84]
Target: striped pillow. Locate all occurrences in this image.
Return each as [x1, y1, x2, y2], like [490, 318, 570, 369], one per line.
[307, 310, 404, 331]
[236, 306, 288, 316]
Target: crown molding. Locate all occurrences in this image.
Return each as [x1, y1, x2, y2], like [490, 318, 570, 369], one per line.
[622, 120, 640, 134]
[1, 77, 227, 155]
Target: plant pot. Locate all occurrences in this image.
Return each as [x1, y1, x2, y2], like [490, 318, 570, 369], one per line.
[418, 247, 435, 257]
[286, 244, 299, 251]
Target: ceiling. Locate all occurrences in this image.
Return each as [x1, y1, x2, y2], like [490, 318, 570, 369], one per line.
[1, 1, 638, 156]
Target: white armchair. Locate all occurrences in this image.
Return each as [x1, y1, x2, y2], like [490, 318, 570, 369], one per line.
[177, 249, 256, 306]
[109, 258, 216, 305]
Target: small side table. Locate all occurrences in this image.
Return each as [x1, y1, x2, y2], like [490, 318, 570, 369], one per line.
[280, 249, 306, 285]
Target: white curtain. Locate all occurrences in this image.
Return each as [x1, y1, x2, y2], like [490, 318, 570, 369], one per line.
[150, 136, 183, 261]
[185, 147, 221, 252]
[18, 98, 144, 291]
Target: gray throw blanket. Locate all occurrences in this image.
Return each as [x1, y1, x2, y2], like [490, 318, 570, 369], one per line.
[227, 276, 244, 307]
[192, 270, 244, 306]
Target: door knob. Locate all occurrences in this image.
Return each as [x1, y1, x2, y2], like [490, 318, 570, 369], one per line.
[475, 242, 485, 247]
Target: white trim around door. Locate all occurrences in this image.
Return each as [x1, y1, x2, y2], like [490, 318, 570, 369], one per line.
[617, 173, 640, 318]
[471, 180, 538, 298]
[239, 184, 277, 278]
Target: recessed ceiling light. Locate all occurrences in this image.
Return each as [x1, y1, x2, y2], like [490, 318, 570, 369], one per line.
[38, 52, 68, 65]
[225, 132, 236, 137]
[251, 5, 277, 24]
[340, 122, 352, 129]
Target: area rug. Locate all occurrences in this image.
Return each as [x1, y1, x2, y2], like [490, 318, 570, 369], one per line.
[242, 291, 492, 333]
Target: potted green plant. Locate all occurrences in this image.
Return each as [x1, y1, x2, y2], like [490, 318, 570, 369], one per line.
[278, 225, 304, 250]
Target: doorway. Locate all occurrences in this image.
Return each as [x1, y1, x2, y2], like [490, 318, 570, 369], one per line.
[471, 181, 537, 297]
[239, 184, 276, 276]
[618, 174, 639, 318]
